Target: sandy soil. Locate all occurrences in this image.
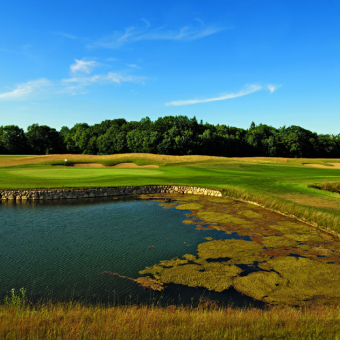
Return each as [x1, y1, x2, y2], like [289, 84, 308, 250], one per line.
[111, 163, 159, 168]
[55, 163, 159, 168]
[72, 163, 106, 168]
[303, 163, 340, 169]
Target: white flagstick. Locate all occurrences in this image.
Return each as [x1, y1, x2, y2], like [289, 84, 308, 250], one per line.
[64, 159, 67, 171]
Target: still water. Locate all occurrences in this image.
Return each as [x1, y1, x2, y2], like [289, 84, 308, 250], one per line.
[0, 198, 250, 305]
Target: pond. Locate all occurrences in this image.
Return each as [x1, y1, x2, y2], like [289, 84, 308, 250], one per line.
[1, 194, 340, 307]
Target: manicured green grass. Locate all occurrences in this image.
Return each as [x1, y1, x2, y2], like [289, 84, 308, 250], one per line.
[8, 167, 164, 179]
[0, 155, 35, 157]
[0, 154, 339, 233]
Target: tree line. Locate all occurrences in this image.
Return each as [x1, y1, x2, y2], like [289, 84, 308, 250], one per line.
[1, 116, 339, 158]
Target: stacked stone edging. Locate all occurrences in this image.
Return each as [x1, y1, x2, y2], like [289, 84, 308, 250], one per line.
[0, 185, 222, 201]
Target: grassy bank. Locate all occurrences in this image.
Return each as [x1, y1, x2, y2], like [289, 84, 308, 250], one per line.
[2, 301, 340, 339]
[1, 154, 339, 233]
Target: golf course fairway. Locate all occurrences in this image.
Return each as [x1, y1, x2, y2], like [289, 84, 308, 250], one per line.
[0, 153, 339, 233]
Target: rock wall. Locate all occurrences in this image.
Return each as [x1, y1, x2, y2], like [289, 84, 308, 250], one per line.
[0, 185, 222, 201]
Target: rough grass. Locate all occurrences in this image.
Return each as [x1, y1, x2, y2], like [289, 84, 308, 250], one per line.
[2, 302, 340, 340]
[310, 182, 340, 193]
[1, 153, 340, 168]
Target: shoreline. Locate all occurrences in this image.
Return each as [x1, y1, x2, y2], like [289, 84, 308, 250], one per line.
[0, 185, 222, 201]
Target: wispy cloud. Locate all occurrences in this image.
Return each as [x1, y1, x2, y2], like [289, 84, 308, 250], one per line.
[165, 85, 262, 106]
[141, 18, 151, 27]
[0, 79, 51, 100]
[53, 32, 82, 40]
[70, 59, 99, 74]
[89, 22, 224, 49]
[61, 72, 145, 94]
[127, 64, 141, 69]
[267, 84, 282, 93]
[0, 69, 145, 99]
[63, 72, 143, 85]
[196, 18, 205, 26]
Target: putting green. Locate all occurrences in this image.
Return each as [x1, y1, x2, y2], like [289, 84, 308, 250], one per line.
[8, 168, 163, 179]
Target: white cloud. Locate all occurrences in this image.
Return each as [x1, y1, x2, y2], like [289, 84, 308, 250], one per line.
[196, 18, 205, 26]
[141, 18, 151, 27]
[63, 72, 143, 85]
[267, 84, 282, 93]
[70, 59, 99, 74]
[61, 72, 145, 94]
[0, 79, 51, 100]
[0, 68, 144, 100]
[54, 32, 79, 40]
[89, 23, 224, 49]
[127, 64, 141, 69]
[165, 85, 262, 106]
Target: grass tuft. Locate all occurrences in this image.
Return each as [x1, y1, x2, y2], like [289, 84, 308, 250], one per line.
[309, 182, 340, 193]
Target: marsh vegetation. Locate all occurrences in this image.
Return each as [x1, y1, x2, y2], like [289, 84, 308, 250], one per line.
[138, 194, 340, 306]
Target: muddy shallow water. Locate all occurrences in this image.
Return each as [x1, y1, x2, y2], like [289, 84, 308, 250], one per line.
[1, 195, 340, 307]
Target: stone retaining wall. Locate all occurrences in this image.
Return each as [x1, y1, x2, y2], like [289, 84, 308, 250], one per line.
[0, 185, 222, 201]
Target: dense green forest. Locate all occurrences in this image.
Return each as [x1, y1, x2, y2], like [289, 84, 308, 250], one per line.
[0, 116, 339, 157]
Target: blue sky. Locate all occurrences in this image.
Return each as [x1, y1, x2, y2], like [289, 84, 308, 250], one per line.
[0, 0, 339, 134]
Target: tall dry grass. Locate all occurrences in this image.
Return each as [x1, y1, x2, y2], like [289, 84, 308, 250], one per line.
[310, 182, 340, 193]
[2, 302, 340, 339]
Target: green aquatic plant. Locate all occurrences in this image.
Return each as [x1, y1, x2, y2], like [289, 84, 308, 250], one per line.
[197, 239, 264, 262]
[135, 276, 164, 291]
[261, 236, 299, 248]
[197, 211, 251, 225]
[158, 202, 177, 209]
[233, 257, 340, 305]
[284, 232, 323, 242]
[257, 262, 272, 271]
[141, 194, 340, 305]
[270, 221, 312, 234]
[310, 246, 334, 257]
[182, 219, 195, 225]
[140, 258, 242, 292]
[238, 210, 263, 219]
[233, 271, 288, 301]
[175, 203, 204, 210]
[266, 257, 340, 305]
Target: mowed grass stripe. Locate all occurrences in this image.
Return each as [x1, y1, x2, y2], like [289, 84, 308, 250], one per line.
[8, 168, 164, 179]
